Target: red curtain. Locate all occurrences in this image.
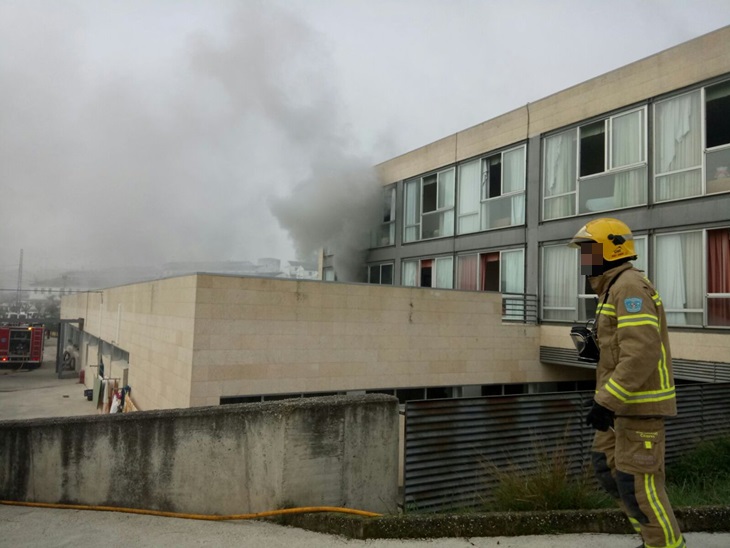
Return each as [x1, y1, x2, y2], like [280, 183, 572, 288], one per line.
[708, 229, 730, 326]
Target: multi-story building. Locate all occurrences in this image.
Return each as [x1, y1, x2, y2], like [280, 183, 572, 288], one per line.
[61, 27, 730, 414]
[351, 26, 730, 374]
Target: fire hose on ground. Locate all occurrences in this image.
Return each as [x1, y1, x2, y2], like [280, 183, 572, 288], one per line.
[0, 500, 381, 520]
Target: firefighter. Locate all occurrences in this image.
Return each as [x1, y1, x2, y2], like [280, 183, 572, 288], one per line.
[569, 217, 685, 548]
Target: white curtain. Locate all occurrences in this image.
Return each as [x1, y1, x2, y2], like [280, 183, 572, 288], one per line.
[542, 246, 577, 321]
[404, 179, 420, 242]
[438, 169, 455, 208]
[438, 169, 455, 237]
[402, 260, 418, 287]
[613, 166, 647, 208]
[501, 250, 525, 294]
[504, 147, 526, 225]
[655, 232, 703, 325]
[434, 257, 454, 289]
[543, 130, 577, 219]
[612, 110, 643, 167]
[458, 160, 480, 234]
[654, 91, 702, 201]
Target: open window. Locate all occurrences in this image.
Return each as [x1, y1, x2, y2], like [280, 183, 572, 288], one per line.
[402, 257, 453, 288]
[705, 81, 730, 195]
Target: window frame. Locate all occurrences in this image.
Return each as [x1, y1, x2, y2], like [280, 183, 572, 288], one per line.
[653, 80, 730, 204]
[401, 256, 454, 289]
[455, 248, 525, 293]
[368, 263, 394, 285]
[653, 227, 730, 329]
[371, 185, 396, 248]
[403, 167, 456, 243]
[542, 106, 648, 221]
[456, 145, 527, 235]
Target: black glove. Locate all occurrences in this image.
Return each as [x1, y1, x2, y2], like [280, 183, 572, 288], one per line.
[586, 401, 615, 431]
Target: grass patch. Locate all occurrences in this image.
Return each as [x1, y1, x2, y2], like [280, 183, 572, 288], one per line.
[481, 441, 614, 512]
[667, 437, 730, 507]
[477, 436, 730, 512]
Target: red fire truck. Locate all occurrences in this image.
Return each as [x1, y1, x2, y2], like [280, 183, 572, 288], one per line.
[0, 323, 45, 369]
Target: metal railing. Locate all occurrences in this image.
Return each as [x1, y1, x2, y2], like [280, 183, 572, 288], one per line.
[501, 293, 538, 323]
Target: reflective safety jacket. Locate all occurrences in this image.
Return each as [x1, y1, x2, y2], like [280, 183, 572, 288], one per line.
[590, 262, 677, 417]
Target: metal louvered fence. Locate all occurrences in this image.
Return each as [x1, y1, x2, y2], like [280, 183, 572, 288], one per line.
[403, 383, 730, 513]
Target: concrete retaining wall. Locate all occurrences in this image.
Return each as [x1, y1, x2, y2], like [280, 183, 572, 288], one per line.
[0, 395, 399, 515]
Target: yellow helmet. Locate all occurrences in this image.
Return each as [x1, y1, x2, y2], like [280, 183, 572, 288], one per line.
[569, 217, 637, 262]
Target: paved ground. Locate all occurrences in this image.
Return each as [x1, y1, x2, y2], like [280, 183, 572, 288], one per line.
[0, 337, 96, 421]
[1, 342, 728, 547]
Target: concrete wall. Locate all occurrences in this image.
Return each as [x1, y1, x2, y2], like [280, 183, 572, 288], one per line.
[62, 276, 198, 410]
[63, 274, 589, 410]
[377, 26, 730, 184]
[0, 395, 399, 515]
[191, 276, 579, 407]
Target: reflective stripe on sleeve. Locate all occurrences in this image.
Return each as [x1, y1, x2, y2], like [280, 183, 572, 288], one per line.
[617, 313, 659, 329]
[604, 378, 676, 404]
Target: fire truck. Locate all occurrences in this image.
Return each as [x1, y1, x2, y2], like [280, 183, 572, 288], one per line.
[0, 323, 45, 369]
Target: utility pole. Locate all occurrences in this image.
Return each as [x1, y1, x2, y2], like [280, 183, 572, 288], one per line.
[16, 249, 23, 313]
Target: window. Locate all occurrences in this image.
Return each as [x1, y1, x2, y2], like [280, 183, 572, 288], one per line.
[707, 228, 730, 327]
[654, 90, 703, 200]
[371, 186, 396, 247]
[542, 245, 578, 321]
[654, 228, 730, 327]
[457, 249, 525, 319]
[542, 238, 646, 322]
[654, 231, 704, 326]
[457, 145, 526, 234]
[455, 249, 525, 293]
[402, 257, 453, 288]
[368, 263, 393, 285]
[705, 81, 730, 195]
[403, 168, 455, 242]
[654, 81, 730, 201]
[543, 108, 647, 220]
[323, 267, 335, 282]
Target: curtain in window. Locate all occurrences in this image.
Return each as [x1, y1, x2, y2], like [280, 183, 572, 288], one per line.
[457, 255, 478, 290]
[402, 260, 418, 287]
[500, 250, 525, 294]
[613, 166, 647, 208]
[542, 246, 576, 321]
[633, 238, 647, 273]
[458, 160, 480, 234]
[543, 130, 577, 219]
[503, 148, 525, 193]
[434, 257, 453, 289]
[654, 92, 702, 201]
[501, 250, 525, 319]
[404, 180, 419, 242]
[438, 169, 455, 208]
[612, 110, 643, 167]
[708, 229, 730, 326]
[655, 232, 703, 325]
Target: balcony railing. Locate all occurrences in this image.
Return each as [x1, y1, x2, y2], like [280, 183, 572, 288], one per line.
[501, 293, 539, 324]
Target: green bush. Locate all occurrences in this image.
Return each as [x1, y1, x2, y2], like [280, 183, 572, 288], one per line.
[667, 437, 730, 506]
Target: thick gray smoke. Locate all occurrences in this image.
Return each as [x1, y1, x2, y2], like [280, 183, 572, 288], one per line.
[270, 157, 382, 282]
[190, 5, 384, 281]
[0, 1, 383, 279]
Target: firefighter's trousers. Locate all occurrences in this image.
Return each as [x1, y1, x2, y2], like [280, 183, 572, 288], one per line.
[592, 416, 685, 548]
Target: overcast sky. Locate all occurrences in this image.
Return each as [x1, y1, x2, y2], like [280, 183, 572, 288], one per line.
[1, 1, 729, 278]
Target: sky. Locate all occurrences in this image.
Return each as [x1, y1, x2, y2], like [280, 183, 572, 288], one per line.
[1, 0, 729, 282]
